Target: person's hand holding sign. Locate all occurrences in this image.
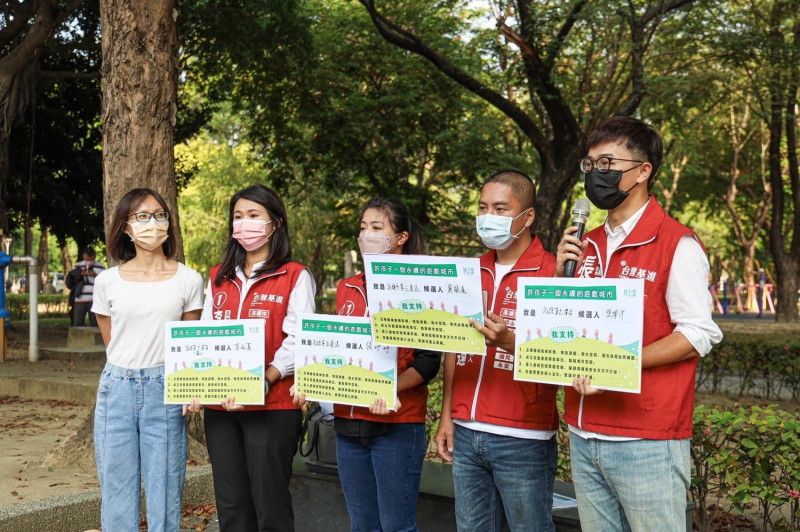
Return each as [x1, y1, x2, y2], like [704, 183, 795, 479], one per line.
[469, 311, 515, 353]
[572, 376, 604, 396]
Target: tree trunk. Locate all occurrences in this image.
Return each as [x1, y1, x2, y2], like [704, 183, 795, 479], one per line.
[37, 227, 49, 290]
[767, 90, 800, 322]
[99, 0, 183, 261]
[60, 241, 73, 293]
[535, 155, 584, 254]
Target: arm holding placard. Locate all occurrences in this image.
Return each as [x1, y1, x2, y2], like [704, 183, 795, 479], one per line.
[179, 308, 203, 415]
[434, 352, 456, 462]
[369, 348, 440, 415]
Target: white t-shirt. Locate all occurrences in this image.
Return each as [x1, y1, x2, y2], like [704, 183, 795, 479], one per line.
[92, 263, 204, 369]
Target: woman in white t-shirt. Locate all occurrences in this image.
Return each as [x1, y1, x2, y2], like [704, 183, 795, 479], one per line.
[91, 188, 204, 532]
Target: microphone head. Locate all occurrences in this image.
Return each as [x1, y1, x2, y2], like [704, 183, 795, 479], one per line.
[572, 198, 591, 222]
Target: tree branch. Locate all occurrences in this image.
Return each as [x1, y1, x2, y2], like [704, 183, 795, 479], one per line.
[618, 0, 697, 115]
[357, 0, 546, 148]
[0, 1, 36, 48]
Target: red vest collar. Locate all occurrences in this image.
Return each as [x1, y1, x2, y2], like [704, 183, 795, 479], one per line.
[479, 236, 547, 275]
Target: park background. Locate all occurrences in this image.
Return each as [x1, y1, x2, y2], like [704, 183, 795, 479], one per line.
[0, 1, 799, 530]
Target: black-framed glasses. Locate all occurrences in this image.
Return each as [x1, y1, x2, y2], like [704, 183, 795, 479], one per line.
[129, 211, 169, 223]
[580, 156, 643, 173]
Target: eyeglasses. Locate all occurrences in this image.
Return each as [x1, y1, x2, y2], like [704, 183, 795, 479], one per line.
[580, 156, 643, 173]
[129, 211, 169, 223]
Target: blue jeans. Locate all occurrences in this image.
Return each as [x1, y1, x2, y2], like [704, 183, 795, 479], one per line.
[569, 433, 691, 532]
[336, 422, 426, 532]
[94, 363, 187, 532]
[452, 424, 557, 532]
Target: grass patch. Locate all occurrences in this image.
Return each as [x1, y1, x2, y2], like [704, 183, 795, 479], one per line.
[716, 320, 800, 344]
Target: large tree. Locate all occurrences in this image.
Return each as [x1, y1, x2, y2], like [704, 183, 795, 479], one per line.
[99, 0, 182, 257]
[4, 0, 103, 261]
[356, 0, 699, 252]
[712, 0, 800, 321]
[756, 0, 800, 322]
[0, 0, 84, 238]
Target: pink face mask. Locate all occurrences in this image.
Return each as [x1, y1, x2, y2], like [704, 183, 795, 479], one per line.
[358, 230, 400, 255]
[232, 219, 274, 251]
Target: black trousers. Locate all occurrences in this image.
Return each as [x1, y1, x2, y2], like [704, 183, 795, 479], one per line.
[72, 302, 97, 326]
[204, 408, 303, 532]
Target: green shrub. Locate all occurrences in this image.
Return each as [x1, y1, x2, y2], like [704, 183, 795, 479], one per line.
[3, 293, 69, 320]
[692, 404, 800, 531]
[697, 340, 800, 403]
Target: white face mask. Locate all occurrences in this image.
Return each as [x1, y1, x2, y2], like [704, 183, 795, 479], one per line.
[128, 219, 169, 251]
[358, 230, 400, 255]
[475, 209, 529, 250]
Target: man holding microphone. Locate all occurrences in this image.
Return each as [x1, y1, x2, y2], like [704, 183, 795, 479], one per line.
[556, 116, 722, 531]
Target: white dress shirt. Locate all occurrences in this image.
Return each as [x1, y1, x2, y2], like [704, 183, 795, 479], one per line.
[570, 199, 722, 441]
[201, 264, 316, 378]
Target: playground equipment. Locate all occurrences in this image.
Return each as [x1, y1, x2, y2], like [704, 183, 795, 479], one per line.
[0, 251, 39, 361]
[709, 281, 775, 315]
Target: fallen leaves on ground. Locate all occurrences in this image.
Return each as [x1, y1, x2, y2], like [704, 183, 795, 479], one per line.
[137, 503, 217, 531]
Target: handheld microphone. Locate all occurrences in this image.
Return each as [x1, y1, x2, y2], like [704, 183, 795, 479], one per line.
[564, 198, 591, 277]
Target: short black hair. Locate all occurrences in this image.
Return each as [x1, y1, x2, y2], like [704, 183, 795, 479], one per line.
[82, 248, 96, 258]
[587, 116, 663, 190]
[483, 170, 537, 209]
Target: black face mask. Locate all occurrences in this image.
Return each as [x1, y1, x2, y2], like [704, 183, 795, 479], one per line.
[585, 168, 640, 210]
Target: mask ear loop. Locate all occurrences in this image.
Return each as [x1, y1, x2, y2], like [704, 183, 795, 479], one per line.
[384, 232, 404, 253]
[621, 162, 645, 194]
[264, 220, 277, 243]
[510, 208, 531, 239]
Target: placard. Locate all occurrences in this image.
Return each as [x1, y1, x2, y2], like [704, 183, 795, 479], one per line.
[295, 314, 398, 409]
[164, 319, 265, 404]
[514, 278, 644, 393]
[362, 254, 486, 355]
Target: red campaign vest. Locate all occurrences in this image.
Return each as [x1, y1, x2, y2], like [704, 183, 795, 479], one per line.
[563, 196, 700, 439]
[206, 262, 307, 411]
[333, 273, 428, 424]
[450, 237, 560, 431]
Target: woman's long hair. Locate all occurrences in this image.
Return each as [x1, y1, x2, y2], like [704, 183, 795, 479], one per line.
[214, 185, 292, 286]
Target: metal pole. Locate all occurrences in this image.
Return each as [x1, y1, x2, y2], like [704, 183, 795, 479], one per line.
[12, 256, 39, 361]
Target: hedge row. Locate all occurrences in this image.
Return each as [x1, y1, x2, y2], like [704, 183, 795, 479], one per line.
[696, 340, 800, 403]
[2, 293, 69, 320]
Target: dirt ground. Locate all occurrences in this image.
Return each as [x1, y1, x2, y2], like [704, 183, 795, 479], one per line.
[1, 321, 209, 510]
[0, 395, 97, 507]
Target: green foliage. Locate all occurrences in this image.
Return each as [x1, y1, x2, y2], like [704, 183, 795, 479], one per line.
[692, 404, 800, 531]
[696, 339, 800, 402]
[176, 107, 267, 277]
[6, 1, 104, 251]
[424, 374, 443, 459]
[179, 0, 533, 271]
[3, 294, 69, 320]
